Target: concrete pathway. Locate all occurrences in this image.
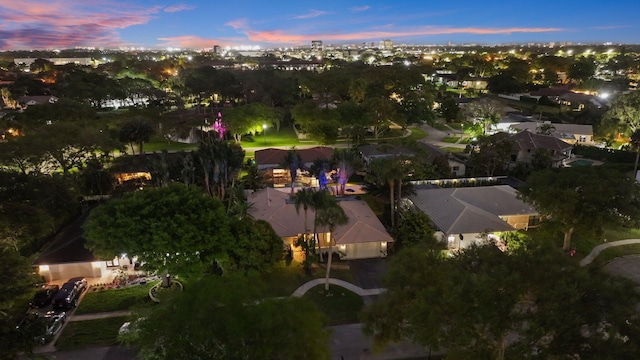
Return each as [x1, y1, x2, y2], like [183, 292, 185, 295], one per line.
[419, 124, 467, 149]
[579, 239, 640, 266]
[292, 278, 386, 297]
[70, 310, 131, 322]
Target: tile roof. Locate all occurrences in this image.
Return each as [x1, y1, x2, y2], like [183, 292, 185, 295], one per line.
[247, 188, 393, 245]
[255, 147, 334, 167]
[408, 185, 537, 234]
[509, 130, 572, 152]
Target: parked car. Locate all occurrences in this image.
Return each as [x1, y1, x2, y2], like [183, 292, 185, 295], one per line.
[30, 285, 60, 308]
[52, 277, 87, 310]
[37, 311, 66, 344]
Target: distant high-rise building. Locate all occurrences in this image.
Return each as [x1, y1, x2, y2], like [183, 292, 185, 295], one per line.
[311, 40, 323, 51]
[213, 45, 221, 54]
[379, 39, 393, 50]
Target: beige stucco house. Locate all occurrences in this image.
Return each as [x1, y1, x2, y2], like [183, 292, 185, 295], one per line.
[248, 188, 393, 261]
[405, 185, 538, 250]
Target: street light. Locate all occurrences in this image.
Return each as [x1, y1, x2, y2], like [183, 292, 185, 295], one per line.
[262, 124, 267, 145]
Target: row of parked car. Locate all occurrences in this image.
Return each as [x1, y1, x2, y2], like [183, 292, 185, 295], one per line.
[30, 277, 87, 311]
[17, 277, 88, 344]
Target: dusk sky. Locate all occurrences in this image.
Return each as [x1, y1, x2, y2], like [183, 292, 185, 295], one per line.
[1, 0, 639, 51]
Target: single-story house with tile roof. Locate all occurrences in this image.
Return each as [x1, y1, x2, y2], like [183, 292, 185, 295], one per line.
[254, 147, 334, 170]
[255, 147, 334, 187]
[358, 144, 415, 165]
[17, 95, 58, 107]
[34, 210, 130, 282]
[405, 185, 538, 250]
[248, 188, 393, 260]
[508, 130, 573, 168]
[508, 122, 594, 145]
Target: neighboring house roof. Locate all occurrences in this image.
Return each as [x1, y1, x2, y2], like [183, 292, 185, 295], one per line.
[414, 142, 465, 165]
[529, 86, 572, 97]
[17, 95, 58, 105]
[247, 188, 393, 245]
[509, 130, 572, 152]
[358, 144, 415, 159]
[408, 185, 537, 235]
[34, 211, 97, 265]
[510, 122, 593, 143]
[255, 147, 334, 168]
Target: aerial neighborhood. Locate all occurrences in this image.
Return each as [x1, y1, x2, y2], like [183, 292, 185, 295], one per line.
[3, 41, 640, 359]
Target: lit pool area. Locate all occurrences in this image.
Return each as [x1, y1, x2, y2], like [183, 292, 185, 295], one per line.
[567, 159, 595, 167]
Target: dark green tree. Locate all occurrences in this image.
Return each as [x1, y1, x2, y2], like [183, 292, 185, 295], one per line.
[118, 118, 156, 155]
[363, 242, 640, 360]
[84, 185, 234, 277]
[129, 275, 330, 360]
[519, 167, 640, 250]
[395, 209, 437, 250]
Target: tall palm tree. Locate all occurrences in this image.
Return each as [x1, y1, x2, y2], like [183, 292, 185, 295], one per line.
[367, 157, 403, 228]
[333, 148, 362, 196]
[294, 188, 316, 270]
[316, 203, 348, 291]
[197, 138, 245, 200]
[281, 148, 303, 197]
[311, 189, 334, 261]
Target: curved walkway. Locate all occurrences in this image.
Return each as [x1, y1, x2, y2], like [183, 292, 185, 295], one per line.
[292, 278, 386, 297]
[580, 239, 640, 267]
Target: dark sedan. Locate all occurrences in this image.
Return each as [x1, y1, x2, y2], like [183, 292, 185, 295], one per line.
[30, 285, 60, 308]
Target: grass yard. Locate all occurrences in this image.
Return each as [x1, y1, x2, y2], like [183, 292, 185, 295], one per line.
[441, 146, 466, 153]
[143, 139, 198, 152]
[260, 261, 355, 297]
[404, 126, 427, 142]
[75, 281, 159, 315]
[302, 285, 364, 325]
[441, 136, 467, 144]
[56, 316, 129, 351]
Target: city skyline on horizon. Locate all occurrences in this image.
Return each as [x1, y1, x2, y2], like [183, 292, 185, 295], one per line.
[1, 0, 639, 51]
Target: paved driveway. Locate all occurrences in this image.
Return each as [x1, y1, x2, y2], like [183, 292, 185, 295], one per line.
[603, 255, 640, 289]
[348, 258, 387, 289]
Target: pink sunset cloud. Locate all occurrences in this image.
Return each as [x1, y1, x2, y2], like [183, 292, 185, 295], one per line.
[244, 26, 565, 45]
[0, 0, 160, 49]
[156, 35, 236, 49]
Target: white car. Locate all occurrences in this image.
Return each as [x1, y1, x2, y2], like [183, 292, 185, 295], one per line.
[38, 311, 66, 344]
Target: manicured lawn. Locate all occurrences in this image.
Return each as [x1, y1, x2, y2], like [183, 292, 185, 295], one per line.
[445, 122, 463, 131]
[253, 125, 312, 147]
[441, 136, 460, 144]
[75, 282, 158, 315]
[143, 139, 198, 152]
[440, 146, 466, 153]
[404, 126, 427, 142]
[592, 244, 640, 267]
[56, 316, 129, 351]
[260, 261, 355, 297]
[302, 285, 364, 325]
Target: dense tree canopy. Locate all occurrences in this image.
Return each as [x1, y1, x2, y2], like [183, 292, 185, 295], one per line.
[85, 184, 282, 276]
[127, 275, 330, 360]
[363, 242, 640, 359]
[519, 166, 640, 250]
